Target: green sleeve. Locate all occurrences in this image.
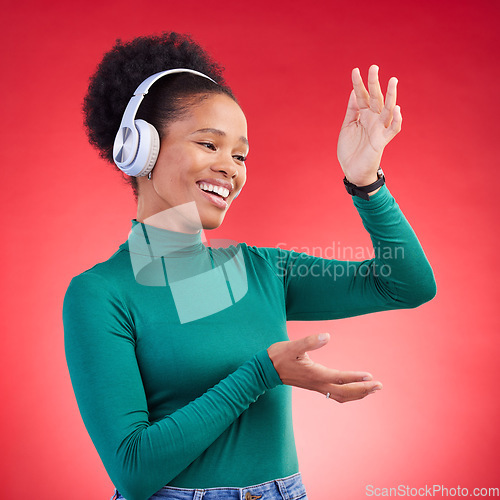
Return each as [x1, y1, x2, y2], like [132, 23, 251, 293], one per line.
[63, 273, 282, 500]
[272, 185, 436, 320]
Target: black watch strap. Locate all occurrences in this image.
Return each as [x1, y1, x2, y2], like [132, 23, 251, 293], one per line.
[343, 168, 385, 201]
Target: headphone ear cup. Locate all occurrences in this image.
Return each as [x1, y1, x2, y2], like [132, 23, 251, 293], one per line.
[130, 119, 160, 177]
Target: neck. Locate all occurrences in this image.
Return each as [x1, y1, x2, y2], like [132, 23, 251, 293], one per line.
[129, 219, 205, 260]
[136, 201, 203, 235]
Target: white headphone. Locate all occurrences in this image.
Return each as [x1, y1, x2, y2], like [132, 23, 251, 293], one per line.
[113, 68, 217, 177]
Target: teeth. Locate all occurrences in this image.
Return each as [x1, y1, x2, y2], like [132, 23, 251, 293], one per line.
[198, 183, 230, 198]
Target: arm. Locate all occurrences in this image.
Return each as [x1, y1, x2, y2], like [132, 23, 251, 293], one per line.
[63, 272, 281, 500]
[283, 66, 435, 319]
[267, 68, 435, 400]
[282, 183, 436, 320]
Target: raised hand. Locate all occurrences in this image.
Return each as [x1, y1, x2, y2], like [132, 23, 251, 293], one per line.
[337, 65, 402, 187]
[267, 333, 382, 403]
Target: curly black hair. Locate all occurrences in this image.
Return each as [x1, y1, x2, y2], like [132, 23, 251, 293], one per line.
[83, 32, 236, 199]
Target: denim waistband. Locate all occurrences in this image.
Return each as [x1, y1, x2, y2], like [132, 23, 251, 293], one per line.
[112, 472, 307, 500]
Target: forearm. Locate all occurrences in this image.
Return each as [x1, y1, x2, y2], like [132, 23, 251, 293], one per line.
[68, 345, 280, 500]
[281, 185, 436, 320]
[352, 184, 436, 307]
[102, 351, 279, 500]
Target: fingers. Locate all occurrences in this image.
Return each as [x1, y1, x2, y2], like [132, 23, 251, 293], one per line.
[307, 358, 383, 403]
[330, 370, 374, 384]
[311, 364, 375, 387]
[351, 67, 370, 109]
[341, 89, 360, 128]
[351, 67, 400, 132]
[352, 65, 384, 112]
[324, 380, 383, 403]
[379, 76, 398, 128]
[367, 65, 384, 113]
[388, 104, 402, 136]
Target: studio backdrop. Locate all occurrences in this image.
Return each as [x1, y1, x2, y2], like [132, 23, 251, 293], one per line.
[1, 0, 499, 498]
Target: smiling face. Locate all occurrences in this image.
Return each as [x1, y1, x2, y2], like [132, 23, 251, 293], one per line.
[136, 93, 248, 232]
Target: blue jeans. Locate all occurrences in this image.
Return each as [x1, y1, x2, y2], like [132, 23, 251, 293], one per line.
[111, 472, 307, 499]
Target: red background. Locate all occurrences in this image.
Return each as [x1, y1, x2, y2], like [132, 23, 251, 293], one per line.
[2, 0, 499, 498]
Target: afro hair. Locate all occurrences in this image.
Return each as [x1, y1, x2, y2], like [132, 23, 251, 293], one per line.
[83, 32, 235, 199]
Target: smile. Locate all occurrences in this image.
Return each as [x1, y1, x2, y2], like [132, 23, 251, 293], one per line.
[196, 181, 230, 210]
[197, 182, 230, 199]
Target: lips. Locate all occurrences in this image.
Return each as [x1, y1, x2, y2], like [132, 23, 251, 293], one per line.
[196, 182, 229, 209]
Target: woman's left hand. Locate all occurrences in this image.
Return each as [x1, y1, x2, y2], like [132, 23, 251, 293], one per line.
[337, 65, 402, 186]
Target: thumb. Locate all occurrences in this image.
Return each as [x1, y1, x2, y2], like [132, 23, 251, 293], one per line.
[293, 333, 330, 355]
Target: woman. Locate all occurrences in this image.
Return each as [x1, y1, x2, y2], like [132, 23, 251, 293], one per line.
[63, 32, 436, 500]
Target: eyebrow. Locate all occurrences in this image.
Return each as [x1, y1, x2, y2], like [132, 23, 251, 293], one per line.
[190, 128, 249, 148]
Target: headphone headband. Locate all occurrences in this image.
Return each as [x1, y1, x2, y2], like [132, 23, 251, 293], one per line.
[113, 68, 218, 177]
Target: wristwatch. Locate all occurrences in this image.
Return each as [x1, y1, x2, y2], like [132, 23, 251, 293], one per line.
[343, 167, 385, 201]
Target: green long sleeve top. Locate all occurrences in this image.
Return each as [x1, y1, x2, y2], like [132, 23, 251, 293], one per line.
[63, 186, 436, 500]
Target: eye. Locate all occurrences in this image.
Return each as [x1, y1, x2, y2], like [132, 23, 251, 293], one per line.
[232, 155, 247, 163]
[198, 142, 217, 151]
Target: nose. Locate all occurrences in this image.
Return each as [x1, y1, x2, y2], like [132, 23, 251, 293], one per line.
[211, 155, 239, 178]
